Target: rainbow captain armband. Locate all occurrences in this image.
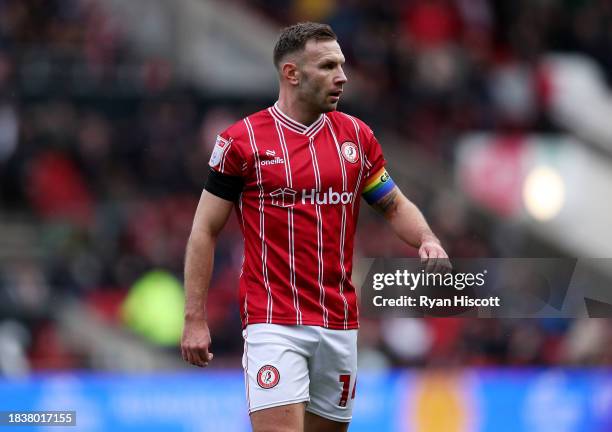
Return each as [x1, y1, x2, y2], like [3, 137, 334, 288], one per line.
[362, 167, 396, 204]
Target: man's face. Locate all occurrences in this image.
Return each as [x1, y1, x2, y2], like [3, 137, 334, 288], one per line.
[295, 39, 347, 113]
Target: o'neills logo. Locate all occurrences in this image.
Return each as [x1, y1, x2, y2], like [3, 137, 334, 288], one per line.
[270, 187, 353, 207]
[302, 187, 353, 205]
[260, 156, 285, 166]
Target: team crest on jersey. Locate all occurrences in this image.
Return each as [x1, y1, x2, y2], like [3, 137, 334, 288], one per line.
[209, 135, 229, 167]
[270, 188, 297, 208]
[341, 141, 359, 163]
[257, 365, 280, 389]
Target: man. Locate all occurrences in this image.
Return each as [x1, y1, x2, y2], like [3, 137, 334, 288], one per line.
[181, 22, 449, 432]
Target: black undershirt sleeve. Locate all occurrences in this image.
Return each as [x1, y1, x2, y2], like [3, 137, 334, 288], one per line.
[204, 168, 244, 202]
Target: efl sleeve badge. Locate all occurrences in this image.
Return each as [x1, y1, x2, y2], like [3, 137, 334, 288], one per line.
[209, 135, 229, 168]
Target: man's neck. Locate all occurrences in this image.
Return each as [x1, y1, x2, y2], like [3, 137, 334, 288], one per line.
[276, 94, 320, 127]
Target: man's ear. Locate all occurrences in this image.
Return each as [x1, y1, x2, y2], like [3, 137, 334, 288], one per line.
[281, 62, 299, 86]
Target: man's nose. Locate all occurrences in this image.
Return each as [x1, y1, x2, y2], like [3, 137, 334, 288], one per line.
[336, 67, 347, 85]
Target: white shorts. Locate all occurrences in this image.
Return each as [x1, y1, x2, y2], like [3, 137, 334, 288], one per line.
[242, 324, 358, 422]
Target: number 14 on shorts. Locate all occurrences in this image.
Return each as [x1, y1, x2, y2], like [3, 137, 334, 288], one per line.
[338, 375, 356, 407]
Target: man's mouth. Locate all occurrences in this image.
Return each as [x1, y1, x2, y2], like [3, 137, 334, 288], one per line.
[329, 90, 343, 101]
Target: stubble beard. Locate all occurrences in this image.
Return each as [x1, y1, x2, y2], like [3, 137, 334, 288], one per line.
[299, 74, 336, 115]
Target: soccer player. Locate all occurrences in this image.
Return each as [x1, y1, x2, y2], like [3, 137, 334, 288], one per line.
[181, 22, 449, 432]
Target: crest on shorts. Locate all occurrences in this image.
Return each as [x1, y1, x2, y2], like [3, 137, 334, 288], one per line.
[341, 141, 359, 163]
[257, 365, 280, 389]
[209, 135, 229, 168]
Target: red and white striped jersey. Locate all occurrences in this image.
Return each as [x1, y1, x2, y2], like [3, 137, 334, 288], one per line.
[209, 103, 385, 330]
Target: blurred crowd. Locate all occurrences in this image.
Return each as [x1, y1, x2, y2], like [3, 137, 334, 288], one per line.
[252, 0, 612, 160]
[1, 0, 612, 374]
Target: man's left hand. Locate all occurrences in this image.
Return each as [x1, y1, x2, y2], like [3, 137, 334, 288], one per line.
[419, 239, 452, 273]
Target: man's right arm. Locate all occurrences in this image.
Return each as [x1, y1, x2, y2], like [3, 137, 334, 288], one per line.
[181, 189, 234, 367]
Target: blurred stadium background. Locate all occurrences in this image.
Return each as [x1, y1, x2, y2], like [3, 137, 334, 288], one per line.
[1, 0, 612, 430]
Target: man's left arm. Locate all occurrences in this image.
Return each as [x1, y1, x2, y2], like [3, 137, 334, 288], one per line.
[370, 184, 450, 271]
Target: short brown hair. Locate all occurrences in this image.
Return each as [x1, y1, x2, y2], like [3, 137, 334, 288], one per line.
[273, 22, 337, 69]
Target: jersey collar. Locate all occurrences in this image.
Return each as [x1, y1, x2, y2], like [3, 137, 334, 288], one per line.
[269, 102, 325, 138]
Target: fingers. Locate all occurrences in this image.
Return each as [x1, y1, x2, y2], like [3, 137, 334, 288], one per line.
[438, 258, 452, 274]
[188, 348, 213, 367]
[189, 348, 206, 367]
[419, 245, 435, 273]
[419, 243, 438, 272]
[198, 348, 213, 367]
[181, 322, 213, 367]
[181, 344, 213, 368]
[419, 243, 452, 274]
[418, 244, 431, 262]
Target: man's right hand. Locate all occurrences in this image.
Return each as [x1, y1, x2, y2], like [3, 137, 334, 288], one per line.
[181, 319, 214, 367]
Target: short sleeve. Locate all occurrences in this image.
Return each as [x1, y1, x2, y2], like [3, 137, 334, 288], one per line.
[360, 125, 396, 205]
[362, 126, 386, 182]
[205, 131, 246, 201]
